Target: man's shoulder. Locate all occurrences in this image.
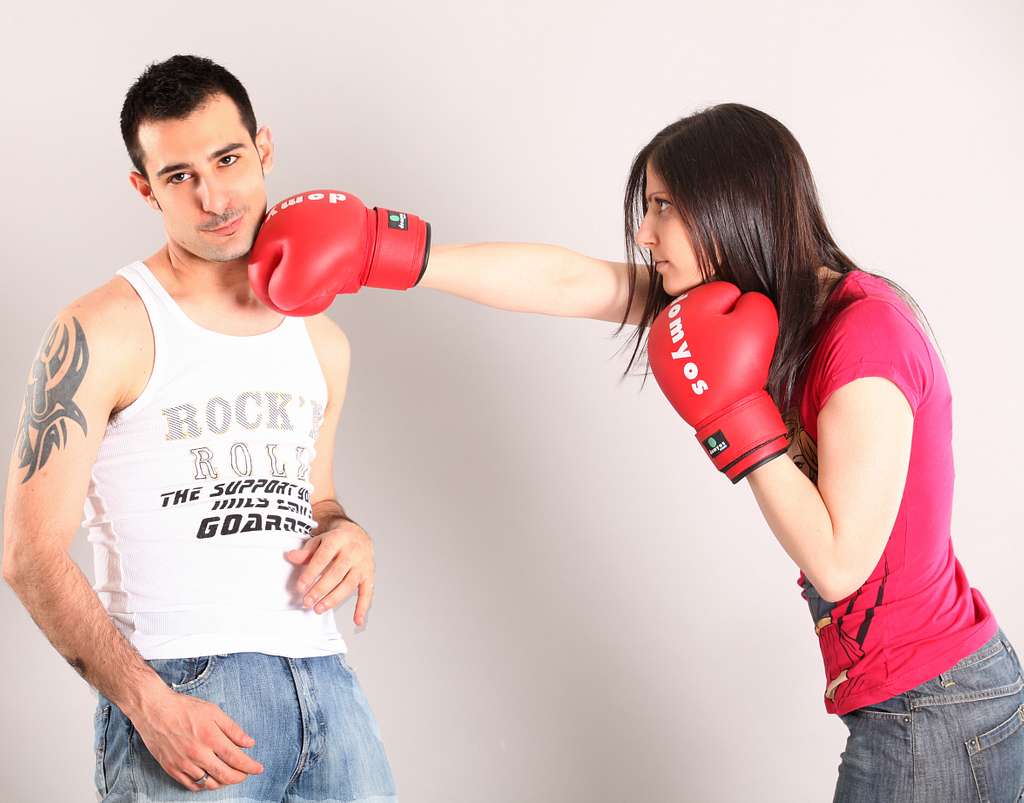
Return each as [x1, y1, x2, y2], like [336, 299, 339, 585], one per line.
[10, 271, 154, 436]
[41, 272, 154, 413]
[58, 272, 150, 343]
[300, 314, 351, 405]
[302, 314, 351, 365]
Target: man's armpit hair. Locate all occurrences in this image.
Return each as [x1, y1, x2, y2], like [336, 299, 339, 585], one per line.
[16, 316, 90, 483]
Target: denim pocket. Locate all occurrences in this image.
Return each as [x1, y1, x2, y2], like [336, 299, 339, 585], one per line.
[965, 702, 1024, 803]
[93, 703, 112, 796]
[848, 690, 911, 719]
[147, 655, 220, 693]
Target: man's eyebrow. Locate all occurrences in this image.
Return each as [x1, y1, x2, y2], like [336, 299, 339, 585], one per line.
[155, 142, 247, 178]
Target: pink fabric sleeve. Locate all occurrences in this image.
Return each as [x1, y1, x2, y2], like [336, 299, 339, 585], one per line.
[813, 299, 933, 415]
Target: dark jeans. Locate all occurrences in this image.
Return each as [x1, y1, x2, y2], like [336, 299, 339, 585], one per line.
[834, 629, 1024, 802]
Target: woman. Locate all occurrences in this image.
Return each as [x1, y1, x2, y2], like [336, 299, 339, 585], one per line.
[421, 103, 1023, 801]
[253, 103, 1024, 800]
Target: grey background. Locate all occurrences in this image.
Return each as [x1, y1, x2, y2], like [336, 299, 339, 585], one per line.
[2, 1, 1022, 801]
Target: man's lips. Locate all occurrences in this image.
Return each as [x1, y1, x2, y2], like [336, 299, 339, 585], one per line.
[204, 216, 243, 235]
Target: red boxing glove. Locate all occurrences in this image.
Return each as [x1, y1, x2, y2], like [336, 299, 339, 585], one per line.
[647, 281, 789, 483]
[248, 189, 431, 316]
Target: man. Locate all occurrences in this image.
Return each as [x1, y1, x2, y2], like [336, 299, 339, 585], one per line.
[2, 55, 397, 801]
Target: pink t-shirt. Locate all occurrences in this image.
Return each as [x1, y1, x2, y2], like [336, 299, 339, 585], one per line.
[792, 270, 996, 716]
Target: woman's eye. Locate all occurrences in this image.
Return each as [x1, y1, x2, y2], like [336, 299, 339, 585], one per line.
[656, 198, 671, 212]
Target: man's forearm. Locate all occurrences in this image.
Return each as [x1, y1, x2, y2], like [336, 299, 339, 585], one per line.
[5, 545, 169, 719]
[311, 498, 353, 536]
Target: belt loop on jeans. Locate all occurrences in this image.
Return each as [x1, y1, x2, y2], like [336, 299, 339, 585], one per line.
[815, 616, 832, 635]
[825, 669, 849, 701]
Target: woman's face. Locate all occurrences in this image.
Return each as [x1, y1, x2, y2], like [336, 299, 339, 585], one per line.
[636, 162, 706, 297]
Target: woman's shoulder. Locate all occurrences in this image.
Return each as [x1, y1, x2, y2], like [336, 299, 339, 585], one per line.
[826, 270, 921, 333]
[801, 271, 939, 421]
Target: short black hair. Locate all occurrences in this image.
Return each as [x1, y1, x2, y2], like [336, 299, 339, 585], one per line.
[120, 54, 258, 177]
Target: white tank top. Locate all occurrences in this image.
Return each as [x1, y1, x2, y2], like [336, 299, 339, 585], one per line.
[82, 261, 346, 659]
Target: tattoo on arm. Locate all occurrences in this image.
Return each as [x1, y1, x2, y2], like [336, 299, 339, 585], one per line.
[16, 317, 90, 483]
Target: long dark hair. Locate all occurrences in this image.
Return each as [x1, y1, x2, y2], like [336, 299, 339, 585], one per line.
[620, 103, 935, 415]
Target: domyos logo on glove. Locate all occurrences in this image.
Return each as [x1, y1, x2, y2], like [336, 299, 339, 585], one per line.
[664, 296, 710, 397]
[264, 191, 349, 221]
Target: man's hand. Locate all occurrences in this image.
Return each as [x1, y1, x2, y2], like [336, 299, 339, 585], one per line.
[285, 520, 375, 626]
[132, 686, 264, 792]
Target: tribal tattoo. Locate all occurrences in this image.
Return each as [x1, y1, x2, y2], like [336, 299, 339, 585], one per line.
[16, 317, 90, 483]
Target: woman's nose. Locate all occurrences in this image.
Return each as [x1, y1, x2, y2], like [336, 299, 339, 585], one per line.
[636, 212, 657, 248]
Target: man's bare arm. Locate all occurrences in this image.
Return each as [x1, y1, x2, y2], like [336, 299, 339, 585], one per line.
[2, 296, 170, 719]
[290, 316, 375, 625]
[4, 537, 172, 719]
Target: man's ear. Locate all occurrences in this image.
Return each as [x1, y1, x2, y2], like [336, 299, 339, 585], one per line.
[128, 171, 162, 212]
[255, 126, 274, 176]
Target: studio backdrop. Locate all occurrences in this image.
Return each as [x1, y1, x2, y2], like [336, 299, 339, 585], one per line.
[2, 1, 1021, 801]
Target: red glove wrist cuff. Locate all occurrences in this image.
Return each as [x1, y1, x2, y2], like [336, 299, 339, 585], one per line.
[365, 208, 431, 290]
[694, 391, 790, 483]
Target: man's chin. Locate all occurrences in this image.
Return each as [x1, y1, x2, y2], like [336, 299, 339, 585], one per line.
[221, 250, 253, 263]
[195, 233, 257, 264]
[184, 246, 251, 265]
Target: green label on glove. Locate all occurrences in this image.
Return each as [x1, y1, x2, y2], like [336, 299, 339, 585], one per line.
[387, 211, 408, 230]
[703, 431, 729, 456]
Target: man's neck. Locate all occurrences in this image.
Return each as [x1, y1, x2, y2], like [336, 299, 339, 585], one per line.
[150, 243, 251, 301]
[143, 244, 283, 336]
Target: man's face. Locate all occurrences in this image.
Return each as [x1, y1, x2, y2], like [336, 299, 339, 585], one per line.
[131, 93, 273, 263]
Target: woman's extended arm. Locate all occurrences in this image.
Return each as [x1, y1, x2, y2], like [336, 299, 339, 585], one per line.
[420, 243, 651, 324]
